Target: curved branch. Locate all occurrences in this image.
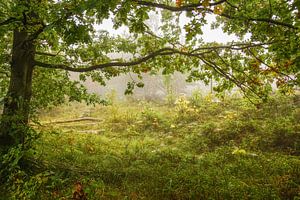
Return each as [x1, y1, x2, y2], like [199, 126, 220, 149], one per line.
[190, 42, 273, 53]
[34, 45, 268, 101]
[199, 56, 262, 103]
[135, 0, 226, 12]
[220, 13, 298, 29]
[247, 49, 296, 81]
[34, 42, 272, 72]
[212, 49, 265, 94]
[136, 0, 297, 29]
[34, 48, 181, 72]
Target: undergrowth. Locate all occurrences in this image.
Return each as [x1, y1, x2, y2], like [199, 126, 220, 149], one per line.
[1, 94, 300, 199]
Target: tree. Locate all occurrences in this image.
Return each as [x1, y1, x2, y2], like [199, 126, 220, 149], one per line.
[0, 0, 299, 149]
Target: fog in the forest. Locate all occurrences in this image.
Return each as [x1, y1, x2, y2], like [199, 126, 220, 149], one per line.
[71, 72, 214, 102]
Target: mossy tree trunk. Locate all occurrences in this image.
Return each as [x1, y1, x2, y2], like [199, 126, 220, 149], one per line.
[0, 29, 35, 149]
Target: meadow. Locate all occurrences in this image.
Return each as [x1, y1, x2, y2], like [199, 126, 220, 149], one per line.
[1, 94, 300, 199]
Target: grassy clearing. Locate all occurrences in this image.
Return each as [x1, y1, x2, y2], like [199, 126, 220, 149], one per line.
[2, 95, 300, 199]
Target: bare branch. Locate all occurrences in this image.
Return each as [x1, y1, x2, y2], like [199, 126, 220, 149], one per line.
[200, 56, 243, 88]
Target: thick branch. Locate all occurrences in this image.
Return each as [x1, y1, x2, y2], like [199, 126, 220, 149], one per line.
[136, 0, 297, 29]
[34, 48, 180, 72]
[28, 24, 46, 41]
[135, 0, 226, 11]
[34, 44, 269, 101]
[34, 42, 273, 72]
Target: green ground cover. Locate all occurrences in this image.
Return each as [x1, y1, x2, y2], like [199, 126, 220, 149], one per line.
[1, 95, 300, 199]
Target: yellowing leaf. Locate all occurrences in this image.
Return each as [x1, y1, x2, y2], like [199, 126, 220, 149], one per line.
[202, 0, 210, 8]
[213, 5, 224, 15]
[176, 0, 182, 7]
[180, 47, 188, 52]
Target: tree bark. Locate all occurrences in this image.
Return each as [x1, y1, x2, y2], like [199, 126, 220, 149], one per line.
[0, 29, 35, 149]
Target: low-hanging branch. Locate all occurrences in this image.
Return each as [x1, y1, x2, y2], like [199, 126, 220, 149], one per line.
[34, 48, 180, 72]
[34, 42, 262, 72]
[199, 56, 262, 104]
[212, 50, 266, 95]
[34, 42, 270, 71]
[35, 47, 217, 72]
[247, 49, 290, 77]
[34, 42, 273, 73]
[33, 41, 286, 101]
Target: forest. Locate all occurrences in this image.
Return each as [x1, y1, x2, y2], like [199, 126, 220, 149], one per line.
[0, 0, 299, 199]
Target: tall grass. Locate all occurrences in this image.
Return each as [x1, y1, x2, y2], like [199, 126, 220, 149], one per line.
[1, 94, 300, 199]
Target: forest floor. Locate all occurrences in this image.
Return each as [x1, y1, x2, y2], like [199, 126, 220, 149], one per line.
[2, 95, 300, 199]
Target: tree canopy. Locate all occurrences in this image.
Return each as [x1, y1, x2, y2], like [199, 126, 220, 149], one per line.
[0, 0, 299, 109]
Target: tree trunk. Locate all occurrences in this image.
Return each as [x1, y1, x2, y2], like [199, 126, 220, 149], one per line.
[0, 29, 35, 149]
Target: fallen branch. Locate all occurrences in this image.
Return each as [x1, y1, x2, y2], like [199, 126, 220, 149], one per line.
[42, 117, 102, 125]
